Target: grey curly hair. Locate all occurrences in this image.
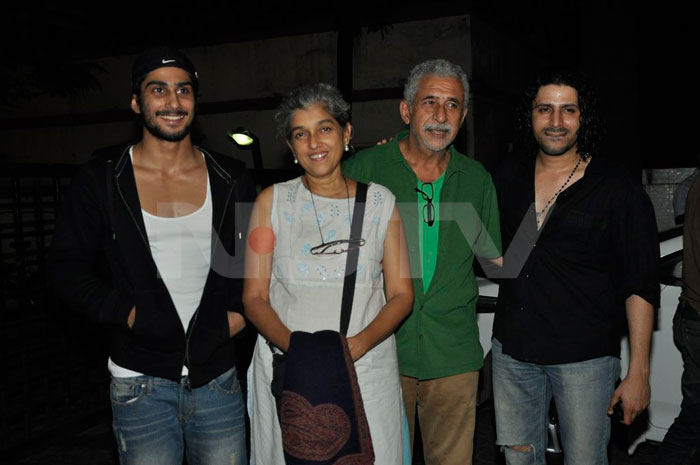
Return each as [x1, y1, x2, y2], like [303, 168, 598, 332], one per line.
[403, 59, 470, 109]
[275, 83, 351, 140]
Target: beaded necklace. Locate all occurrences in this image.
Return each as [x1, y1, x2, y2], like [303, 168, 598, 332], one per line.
[304, 175, 352, 246]
[536, 156, 587, 228]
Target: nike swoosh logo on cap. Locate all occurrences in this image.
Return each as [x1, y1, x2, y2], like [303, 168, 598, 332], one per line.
[162, 59, 176, 64]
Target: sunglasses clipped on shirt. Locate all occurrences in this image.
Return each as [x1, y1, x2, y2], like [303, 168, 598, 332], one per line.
[415, 182, 435, 227]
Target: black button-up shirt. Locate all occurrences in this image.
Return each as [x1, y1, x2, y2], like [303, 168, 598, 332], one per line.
[493, 155, 660, 364]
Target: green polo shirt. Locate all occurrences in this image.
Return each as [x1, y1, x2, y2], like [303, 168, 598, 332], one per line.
[343, 131, 502, 379]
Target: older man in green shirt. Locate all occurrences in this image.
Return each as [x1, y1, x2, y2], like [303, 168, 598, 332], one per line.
[344, 59, 501, 465]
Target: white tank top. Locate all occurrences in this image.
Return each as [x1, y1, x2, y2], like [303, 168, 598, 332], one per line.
[108, 148, 212, 378]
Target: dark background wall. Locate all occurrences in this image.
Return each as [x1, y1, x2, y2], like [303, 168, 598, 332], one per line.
[2, 3, 686, 168]
[0, 2, 658, 168]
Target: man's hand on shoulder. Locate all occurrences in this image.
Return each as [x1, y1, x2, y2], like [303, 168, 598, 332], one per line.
[227, 311, 246, 337]
[127, 307, 136, 328]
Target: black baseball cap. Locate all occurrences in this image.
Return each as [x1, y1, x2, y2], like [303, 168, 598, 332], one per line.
[131, 46, 199, 95]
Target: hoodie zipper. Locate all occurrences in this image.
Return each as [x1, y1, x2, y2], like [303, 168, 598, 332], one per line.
[112, 149, 188, 384]
[105, 160, 117, 241]
[182, 152, 237, 384]
[113, 154, 151, 251]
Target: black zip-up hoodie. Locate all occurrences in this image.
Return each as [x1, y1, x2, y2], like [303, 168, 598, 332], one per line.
[47, 145, 257, 387]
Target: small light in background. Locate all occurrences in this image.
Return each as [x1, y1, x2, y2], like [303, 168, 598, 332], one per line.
[228, 127, 255, 146]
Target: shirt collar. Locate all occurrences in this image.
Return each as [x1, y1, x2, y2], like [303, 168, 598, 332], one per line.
[388, 129, 468, 178]
[518, 151, 604, 177]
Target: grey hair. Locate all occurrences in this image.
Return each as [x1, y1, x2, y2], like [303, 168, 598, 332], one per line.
[275, 83, 351, 139]
[403, 59, 470, 109]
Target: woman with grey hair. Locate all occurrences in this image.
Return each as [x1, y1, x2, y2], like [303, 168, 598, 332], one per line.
[244, 83, 413, 464]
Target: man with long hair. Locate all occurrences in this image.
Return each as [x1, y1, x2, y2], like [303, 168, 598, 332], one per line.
[492, 71, 659, 464]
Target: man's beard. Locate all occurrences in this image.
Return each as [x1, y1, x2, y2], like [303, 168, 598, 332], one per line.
[141, 108, 193, 142]
[535, 128, 577, 156]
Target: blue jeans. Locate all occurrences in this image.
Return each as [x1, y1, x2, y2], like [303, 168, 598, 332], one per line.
[492, 339, 620, 465]
[655, 301, 700, 465]
[110, 366, 246, 465]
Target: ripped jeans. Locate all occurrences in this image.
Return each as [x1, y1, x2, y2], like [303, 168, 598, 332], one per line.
[110, 366, 246, 465]
[491, 339, 620, 465]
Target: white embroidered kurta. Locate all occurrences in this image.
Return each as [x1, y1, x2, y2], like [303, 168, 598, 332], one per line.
[248, 177, 404, 464]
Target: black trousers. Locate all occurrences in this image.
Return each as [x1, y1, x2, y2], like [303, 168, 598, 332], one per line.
[655, 300, 700, 465]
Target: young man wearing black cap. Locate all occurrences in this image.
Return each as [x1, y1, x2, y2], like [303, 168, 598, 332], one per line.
[48, 47, 255, 465]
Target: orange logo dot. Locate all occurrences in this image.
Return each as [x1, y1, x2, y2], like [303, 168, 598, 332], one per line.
[249, 226, 275, 254]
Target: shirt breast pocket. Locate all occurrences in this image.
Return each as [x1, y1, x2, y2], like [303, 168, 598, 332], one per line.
[563, 209, 594, 230]
[560, 209, 609, 257]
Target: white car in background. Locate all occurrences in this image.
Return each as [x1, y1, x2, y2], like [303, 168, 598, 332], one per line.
[476, 227, 684, 454]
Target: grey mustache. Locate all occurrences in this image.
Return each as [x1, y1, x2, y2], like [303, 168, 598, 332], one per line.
[424, 123, 452, 132]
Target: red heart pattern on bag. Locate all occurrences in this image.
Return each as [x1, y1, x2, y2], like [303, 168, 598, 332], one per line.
[281, 390, 352, 461]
